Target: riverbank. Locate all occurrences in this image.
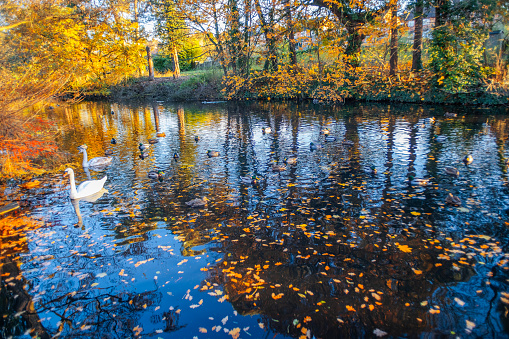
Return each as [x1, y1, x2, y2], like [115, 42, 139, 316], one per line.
[108, 71, 224, 101]
[106, 68, 509, 106]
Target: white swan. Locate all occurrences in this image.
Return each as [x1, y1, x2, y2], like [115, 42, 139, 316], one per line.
[78, 145, 112, 168]
[64, 168, 107, 199]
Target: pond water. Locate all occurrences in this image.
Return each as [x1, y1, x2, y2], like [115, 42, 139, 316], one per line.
[2, 100, 509, 338]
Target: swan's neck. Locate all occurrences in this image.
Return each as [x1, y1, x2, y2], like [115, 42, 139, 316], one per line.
[68, 171, 78, 199]
[82, 149, 89, 167]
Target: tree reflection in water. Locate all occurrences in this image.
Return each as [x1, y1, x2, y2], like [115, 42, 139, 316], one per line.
[2, 101, 509, 338]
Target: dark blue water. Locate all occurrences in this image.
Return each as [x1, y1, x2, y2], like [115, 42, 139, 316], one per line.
[2, 101, 509, 338]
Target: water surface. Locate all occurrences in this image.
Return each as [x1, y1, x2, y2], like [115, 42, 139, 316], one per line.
[2, 101, 509, 338]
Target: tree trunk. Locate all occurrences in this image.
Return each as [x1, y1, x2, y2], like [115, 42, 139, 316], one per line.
[284, 0, 297, 65]
[345, 24, 365, 67]
[242, 0, 252, 75]
[411, 0, 423, 71]
[434, 0, 449, 27]
[146, 46, 154, 80]
[254, 0, 278, 71]
[227, 0, 241, 74]
[171, 45, 180, 78]
[389, 0, 398, 76]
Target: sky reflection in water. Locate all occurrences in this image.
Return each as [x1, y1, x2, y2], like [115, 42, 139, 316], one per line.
[2, 101, 509, 338]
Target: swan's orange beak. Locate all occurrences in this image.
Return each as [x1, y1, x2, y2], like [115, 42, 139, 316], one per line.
[63, 172, 69, 177]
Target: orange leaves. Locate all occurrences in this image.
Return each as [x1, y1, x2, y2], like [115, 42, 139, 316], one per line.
[272, 292, 284, 300]
[346, 305, 356, 312]
[396, 243, 412, 253]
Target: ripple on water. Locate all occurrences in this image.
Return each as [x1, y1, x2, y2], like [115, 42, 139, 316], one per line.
[2, 102, 509, 338]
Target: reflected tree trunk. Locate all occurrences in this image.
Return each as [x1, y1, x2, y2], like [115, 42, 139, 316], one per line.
[152, 102, 161, 132]
[1, 257, 50, 339]
[177, 106, 186, 138]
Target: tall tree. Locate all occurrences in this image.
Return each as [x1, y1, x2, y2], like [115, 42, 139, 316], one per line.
[283, 0, 297, 65]
[389, 0, 398, 75]
[152, 0, 187, 78]
[254, 0, 280, 71]
[411, 0, 423, 71]
[311, 0, 390, 66]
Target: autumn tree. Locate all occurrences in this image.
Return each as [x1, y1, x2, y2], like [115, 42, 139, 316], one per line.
[411, 0, 424, 71]
[152, 0, 187, 78]
[310, 0, 390, 66]
[388, 0, 398, 75]
[429, 0, 508, 92]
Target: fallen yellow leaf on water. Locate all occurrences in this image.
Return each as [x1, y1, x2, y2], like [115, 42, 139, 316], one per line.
[411, 211, 421, 216]
[397, 244, 412, 253]
[412, 268, 423, 275]
[272, 293, 284, 300]
[20, 180, 40, 189]
[346, 305, 356, 312]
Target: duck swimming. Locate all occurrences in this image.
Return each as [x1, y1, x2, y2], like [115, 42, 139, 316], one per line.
[148, 138, 159, 144]
[207, 150, 219, 157]
[173, 152, 179, 160]
[445, 193, 461, 206]
[284, 157, 297, 165]
[320, 128, 330, 135]
[310, 142, 322, 150]
[139, 143, 150, 151]
[463, 154, 473, 165]
[186, 197, 208, 208]
[241, 175, 258, 185]
[111, 138, 117, 144]
[148, 170, 164, 179]
[272, 164, 287, 172]
[445, 167, 459, 176]
[409, 176, 429, 186]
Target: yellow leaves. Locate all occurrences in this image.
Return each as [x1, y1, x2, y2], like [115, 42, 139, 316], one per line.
[429, 306, 440, 314]
[271, 293, 284, 300]
[410, 211, 421, 216]
[396, 243, 412, 253]
[20, 180, 40, 189]
[412, 268, 423, 275]
[199, 327, 207, 333]
[346, 305, 356, 312]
